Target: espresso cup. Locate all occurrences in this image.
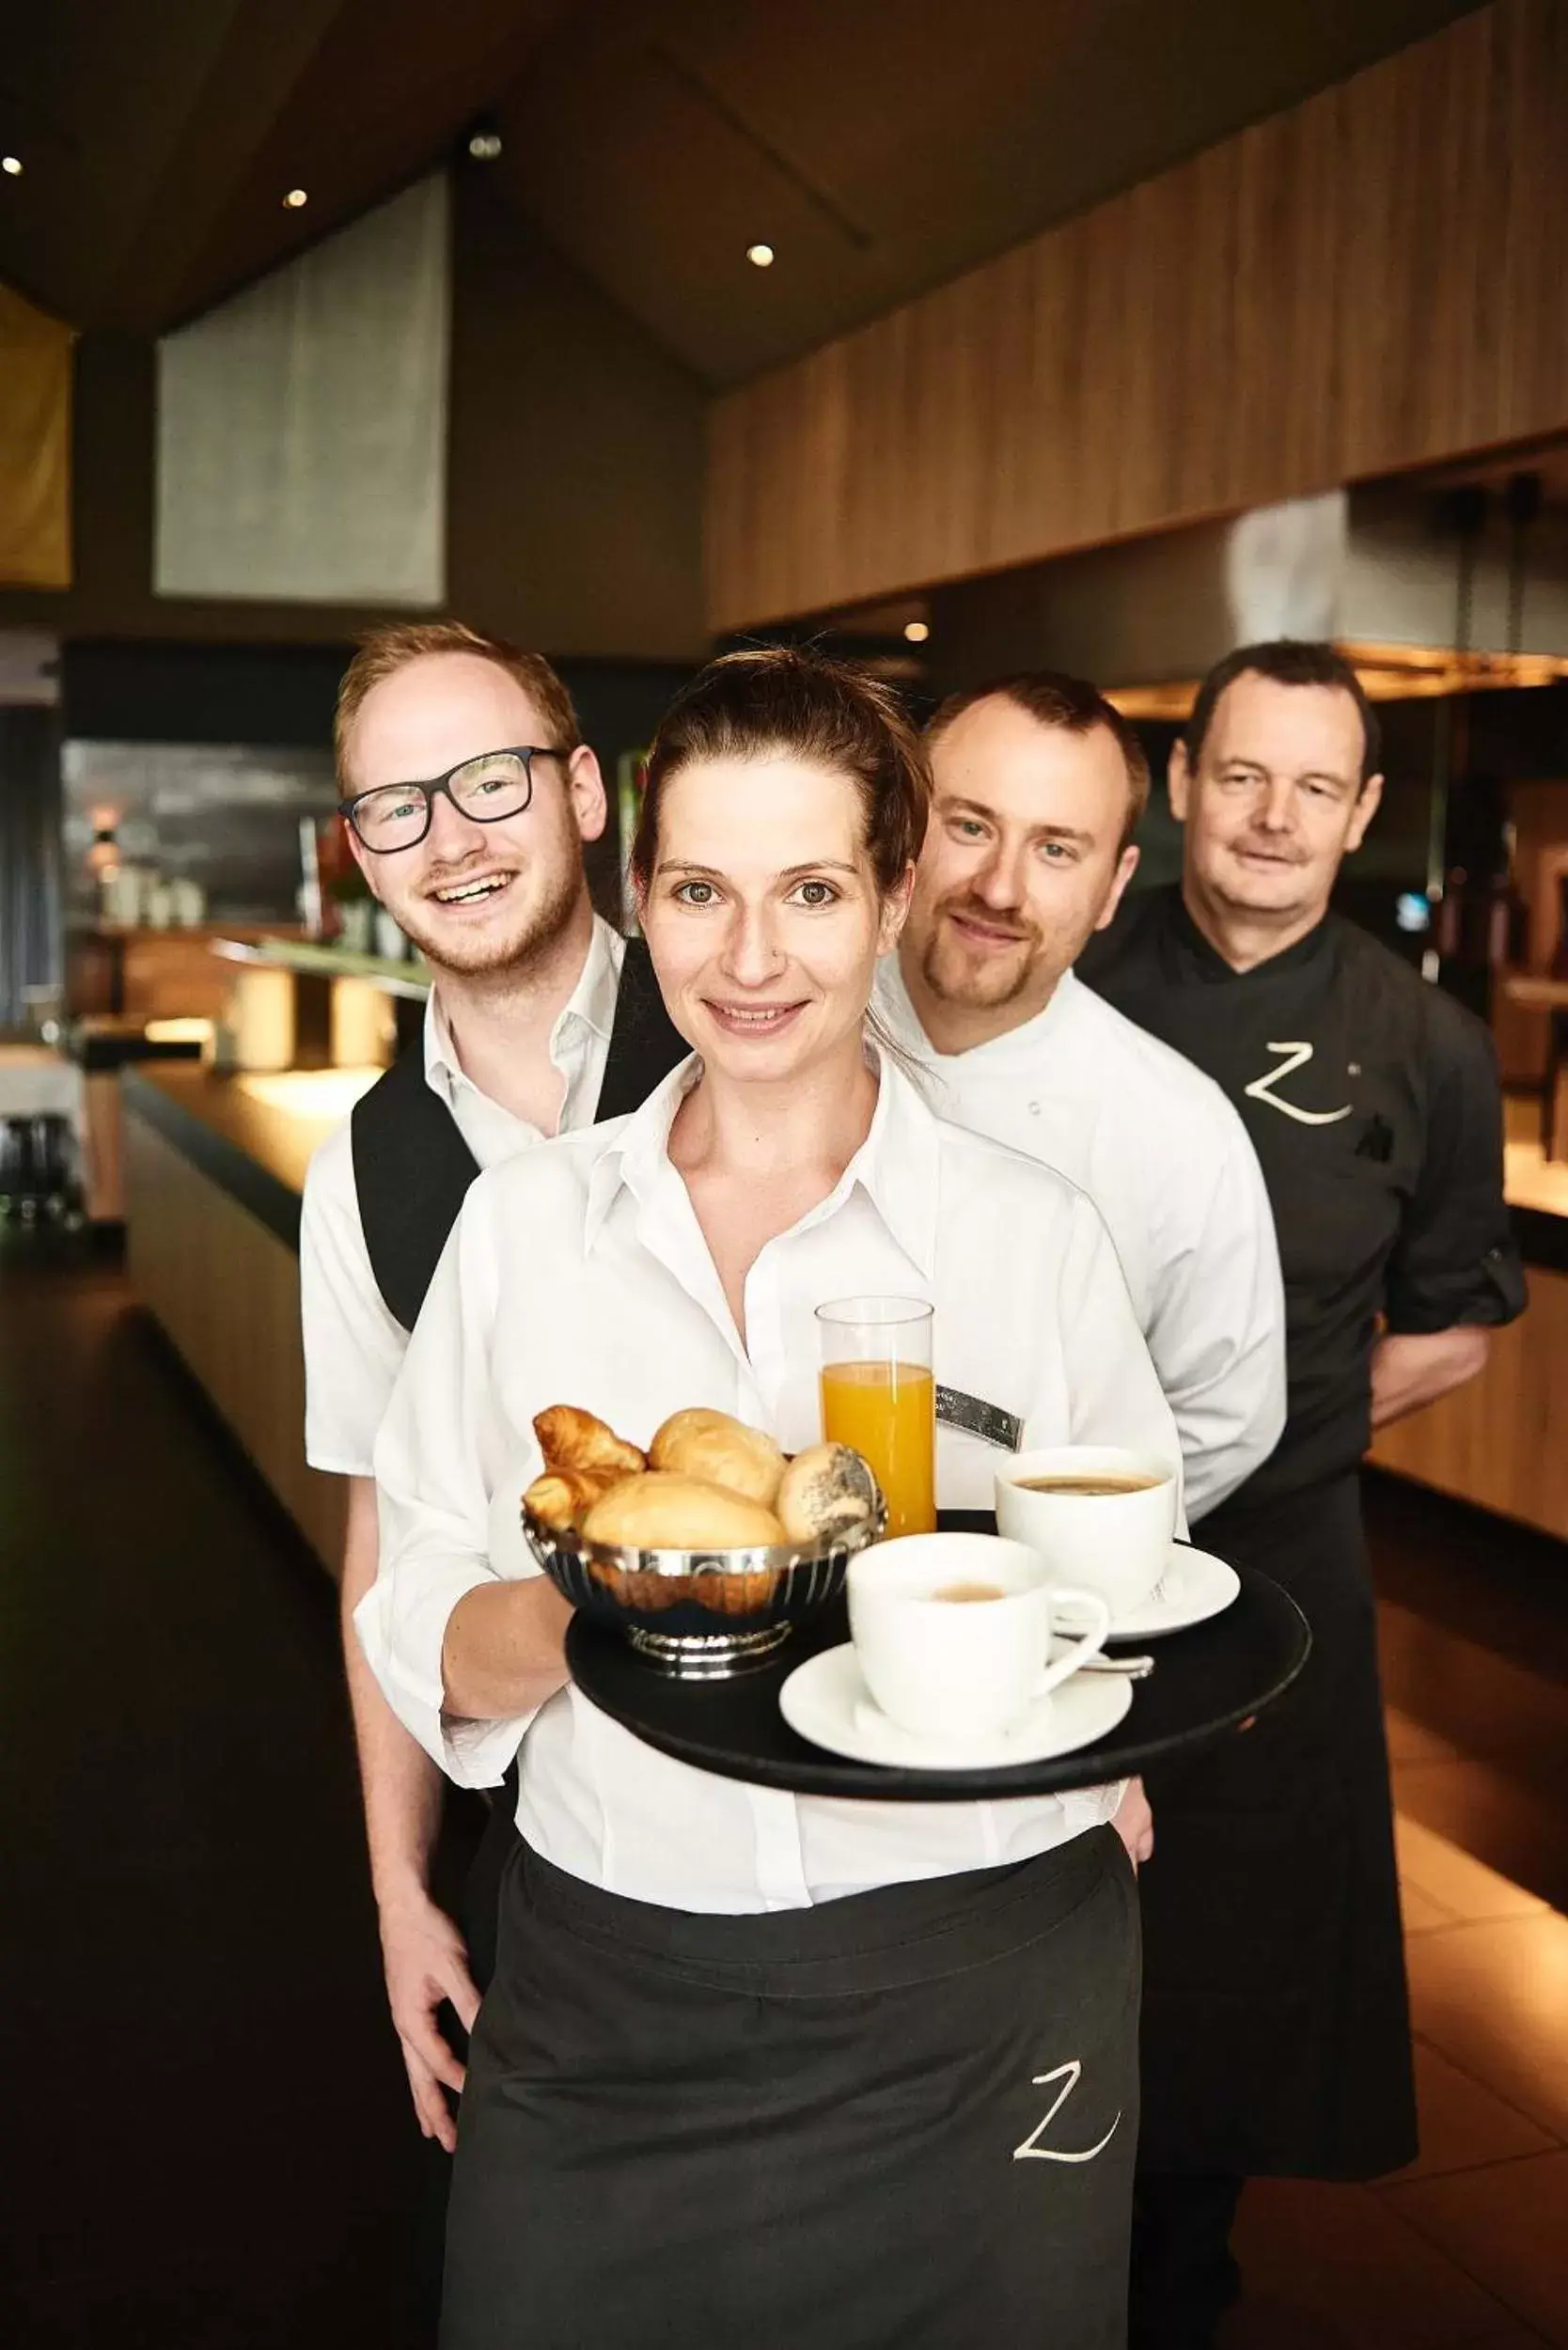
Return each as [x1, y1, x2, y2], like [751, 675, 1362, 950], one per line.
[994, 1446, 1179, 1619]
[845, 1532, 1111, 1746]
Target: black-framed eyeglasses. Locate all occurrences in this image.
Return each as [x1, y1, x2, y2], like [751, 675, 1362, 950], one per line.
[338, 744, 569, 853]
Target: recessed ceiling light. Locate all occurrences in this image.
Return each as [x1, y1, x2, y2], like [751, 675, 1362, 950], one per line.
[2, 156, 23, 177]
[746, 243, 775, 269]
[283, 187, 308, 210]
[903, 620, 931, 644]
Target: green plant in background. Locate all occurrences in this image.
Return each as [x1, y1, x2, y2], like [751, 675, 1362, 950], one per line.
[617, 748, 649, 934]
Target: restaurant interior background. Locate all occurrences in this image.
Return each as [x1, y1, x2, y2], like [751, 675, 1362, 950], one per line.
[4, 1, 1568, 2343]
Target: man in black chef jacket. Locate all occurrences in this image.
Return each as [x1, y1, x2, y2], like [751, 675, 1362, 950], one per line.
[1079, 639, 1526, 2350]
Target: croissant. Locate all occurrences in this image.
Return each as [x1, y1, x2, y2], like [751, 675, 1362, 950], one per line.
[533, 1404, 646, 1484]
[523, 1468, 623, 1534]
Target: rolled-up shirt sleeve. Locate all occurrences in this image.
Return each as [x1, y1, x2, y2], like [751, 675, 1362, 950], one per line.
[1384, 1008, 1527, 1336]
[356, 1181, 538, 1789]
[1147, 1120, 1287, 1523]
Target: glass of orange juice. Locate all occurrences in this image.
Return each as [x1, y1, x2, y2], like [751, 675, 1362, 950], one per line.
[816, 1296, 936, 1539]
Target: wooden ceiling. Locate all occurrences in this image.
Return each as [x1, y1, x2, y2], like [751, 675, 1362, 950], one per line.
[0, 0, 1482, 385]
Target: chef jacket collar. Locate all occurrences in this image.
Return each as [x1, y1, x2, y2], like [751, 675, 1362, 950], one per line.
[422, 913, 620, 1104]
[1167, 888, 1333, 986]
[876, 948, 1079, 1073]
[583, 1038, 942, 1278]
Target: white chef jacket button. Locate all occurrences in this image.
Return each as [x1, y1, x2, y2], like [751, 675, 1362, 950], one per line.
[1028, 1101, 1041, 1115]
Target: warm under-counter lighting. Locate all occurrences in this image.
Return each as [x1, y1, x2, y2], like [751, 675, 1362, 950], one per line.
[144, 1018, 214, 1045]
[903, 620, 931, 644]
[236, 1068, 384, 1122]
[283, 187, 308, 210]
[2, 156, 23, 177]
[746, 242, 775, 268]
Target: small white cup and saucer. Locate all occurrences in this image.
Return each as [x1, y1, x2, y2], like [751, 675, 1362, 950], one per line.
[778, 1531, 1134, 1769]
[994, 1446, 1240, 1639]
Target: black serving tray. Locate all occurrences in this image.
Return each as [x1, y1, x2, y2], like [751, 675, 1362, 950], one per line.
[565, 1512, 1310, 1802]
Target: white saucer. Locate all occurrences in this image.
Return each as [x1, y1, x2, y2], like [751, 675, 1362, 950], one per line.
[778, 1643, 1134, 1772]
[1053, 1543, 1240, 1642]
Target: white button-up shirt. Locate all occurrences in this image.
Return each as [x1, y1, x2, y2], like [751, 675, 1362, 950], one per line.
[358, 1050, 1183, 1915]
[299, 916, 624, 1475]
[872, 958, 1286, 1521]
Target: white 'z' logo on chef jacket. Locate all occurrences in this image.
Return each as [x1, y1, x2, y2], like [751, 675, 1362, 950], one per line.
[1244, 1041, 1353, 1127]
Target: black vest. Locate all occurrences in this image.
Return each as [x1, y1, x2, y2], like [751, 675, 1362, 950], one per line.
[351, 936, 686, 1332]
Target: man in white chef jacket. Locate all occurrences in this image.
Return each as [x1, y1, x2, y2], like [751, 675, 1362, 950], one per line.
[873, 672, 1286, 1525]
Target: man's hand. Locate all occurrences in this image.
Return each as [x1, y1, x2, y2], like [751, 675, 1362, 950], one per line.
[379, 1889, 481, 2154]
[1111, 1777, 1154, 1870]
[1370, 1325, 1489, 1429]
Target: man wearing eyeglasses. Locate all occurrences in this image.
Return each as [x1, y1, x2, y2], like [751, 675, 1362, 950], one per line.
[299, 624, 683, 2243]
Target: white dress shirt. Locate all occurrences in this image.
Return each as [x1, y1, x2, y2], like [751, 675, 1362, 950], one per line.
[300, 916, 624, 1475]
[872, 958, 1286, 1521]
[359, 1049, 1183, 1916]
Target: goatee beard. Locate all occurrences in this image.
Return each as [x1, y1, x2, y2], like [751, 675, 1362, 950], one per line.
[919, 910, 1037, 1009]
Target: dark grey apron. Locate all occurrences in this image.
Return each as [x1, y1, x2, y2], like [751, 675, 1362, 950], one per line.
[443, 1829, 1140, 2350]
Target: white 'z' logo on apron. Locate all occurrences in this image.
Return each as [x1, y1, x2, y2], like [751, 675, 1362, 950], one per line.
[1011, 2060, 1121, 2163]
[1244, 1040, 1353, 1127]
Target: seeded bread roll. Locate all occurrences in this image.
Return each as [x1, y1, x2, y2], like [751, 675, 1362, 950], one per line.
[648, 1408, 786, 1507]
[582, 1471, 785, 1550]
[776, 1443, 882, 1543]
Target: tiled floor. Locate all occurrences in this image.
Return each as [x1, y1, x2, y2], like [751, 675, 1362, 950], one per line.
[1220, 1473, 1568, 2348]
[5, 1235, 1566, 2345]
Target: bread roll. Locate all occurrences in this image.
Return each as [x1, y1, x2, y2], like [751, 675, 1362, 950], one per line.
[533, 1404, 645, 1483]
[776, 1443, 882, 1543]
[582, 1471, 785, 1550]
[648, 1408, 786, 1507]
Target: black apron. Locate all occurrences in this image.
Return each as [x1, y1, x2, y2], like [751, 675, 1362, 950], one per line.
[443, 1831, 1140, 2350]
[1135, 1473, 1415, 2179]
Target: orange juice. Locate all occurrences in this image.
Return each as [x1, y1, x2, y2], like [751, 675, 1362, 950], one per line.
[820, 1359, 936, 1538]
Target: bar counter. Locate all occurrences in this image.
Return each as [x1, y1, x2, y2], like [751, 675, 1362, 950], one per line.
[122, 1065, 1568, 1577]
[122, 1063, 377, 1572]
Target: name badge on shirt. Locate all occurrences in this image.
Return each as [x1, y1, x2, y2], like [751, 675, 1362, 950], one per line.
[935, 1385, 1023, 1452]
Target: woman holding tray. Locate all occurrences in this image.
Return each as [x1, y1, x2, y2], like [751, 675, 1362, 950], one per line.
[359, 646, 1179, 2349]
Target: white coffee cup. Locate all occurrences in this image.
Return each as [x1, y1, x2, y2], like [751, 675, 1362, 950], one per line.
[994, 1446, 1179, 1619]
[845, 1532, 1111, 1746]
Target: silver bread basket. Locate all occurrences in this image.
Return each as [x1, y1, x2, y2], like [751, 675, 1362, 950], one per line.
[522, 1499, 886, 1679]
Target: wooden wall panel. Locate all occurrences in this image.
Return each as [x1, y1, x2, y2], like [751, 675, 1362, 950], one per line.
[708, 0, 1568, 629]
[1368, 1268, 1568, 1543]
